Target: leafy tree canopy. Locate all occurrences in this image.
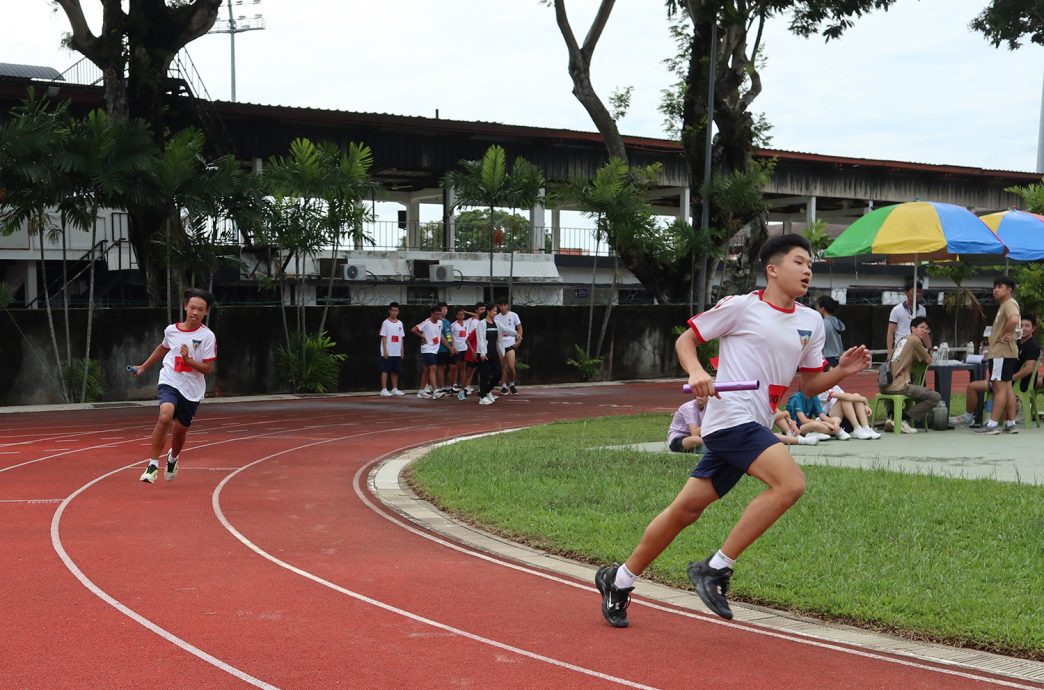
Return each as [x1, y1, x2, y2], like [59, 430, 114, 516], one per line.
[970, 0, 1044, 49]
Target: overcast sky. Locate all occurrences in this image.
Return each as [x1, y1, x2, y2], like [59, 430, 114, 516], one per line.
[4, 0, 1042, 173]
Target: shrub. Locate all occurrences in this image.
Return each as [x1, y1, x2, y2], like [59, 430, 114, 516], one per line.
[275, 330, 347, 393]
[65, 357, 105, 402]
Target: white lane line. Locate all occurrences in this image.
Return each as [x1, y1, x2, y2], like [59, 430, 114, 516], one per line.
[51, 461, 277, 690]
[48, 416, 368, 689]
[356, 441, 1041, 690]
[212, 431, 657, 690]
[0, 498, 62, 503]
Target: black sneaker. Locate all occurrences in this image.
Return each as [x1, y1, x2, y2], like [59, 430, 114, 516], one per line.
[687, 558, 734, 620]
[595, 564, 633, 628]
[500, 385, 509, 395]
[509, 383, 518, 394]
[165, 450, 179, 481]
[139, 464, 158, 484]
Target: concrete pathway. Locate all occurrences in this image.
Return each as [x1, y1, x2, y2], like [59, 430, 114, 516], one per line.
[610, 424, 1044, 486]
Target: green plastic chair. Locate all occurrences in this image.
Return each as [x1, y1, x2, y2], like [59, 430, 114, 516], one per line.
[984, 358, 1041, 429]
[872, 361, 929, 434]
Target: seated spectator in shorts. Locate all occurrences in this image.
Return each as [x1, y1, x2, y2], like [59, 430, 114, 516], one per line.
[785, 390, 849, 440]
[667, 397, 707, 453]
[881, 316, 940, 433]
[818, 384, 880, 439]
[772, 408, 819, 446]
[953, 313, 1040, 427]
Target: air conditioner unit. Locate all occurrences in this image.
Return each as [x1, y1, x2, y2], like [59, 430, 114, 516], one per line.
[429, 264, 455, 282]
[342, 263, 368, 281]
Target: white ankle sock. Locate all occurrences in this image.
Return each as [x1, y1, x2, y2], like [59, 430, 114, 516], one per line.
[986, 420, 998, 428]
[709, 549, 736, 570]
[148, 459, 159, 468]
[614, 563, 637, 589]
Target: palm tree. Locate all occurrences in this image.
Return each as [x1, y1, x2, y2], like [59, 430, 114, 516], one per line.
[63, 110, 157, 401]
[443, 145, 545, 298]
[0, 93, 75, 400]
[262, 138, 376, 392]
[553, 158, 658, 359]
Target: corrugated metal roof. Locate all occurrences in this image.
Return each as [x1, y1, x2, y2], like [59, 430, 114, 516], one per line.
[0, 63, 62, 81]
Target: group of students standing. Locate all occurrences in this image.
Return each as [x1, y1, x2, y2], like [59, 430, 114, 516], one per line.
[378, 300, 523, 405]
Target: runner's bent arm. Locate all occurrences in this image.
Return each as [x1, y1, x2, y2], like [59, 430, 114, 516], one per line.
[676, 329, 715, 396]
[133, 344, 169, 376]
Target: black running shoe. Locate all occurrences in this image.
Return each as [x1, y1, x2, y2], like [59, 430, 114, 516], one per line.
[139, 464, 158, 484]
[595, 564, 633, 628]
[500, 385, 509, 395]
[509, 383, 518, 394]
[687, 558, 734, 620]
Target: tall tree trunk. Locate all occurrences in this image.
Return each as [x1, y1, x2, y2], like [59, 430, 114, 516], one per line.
[60, 214, 72, 369]
[595, 254, 619, 359]
[81, 208, 100, 403]
[38, 215, 69, 402]
[319, 235, 340, 335]
[552, 0, 628, 165]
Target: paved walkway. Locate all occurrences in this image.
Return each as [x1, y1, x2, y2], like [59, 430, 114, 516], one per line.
[611, 424, 1044, 486]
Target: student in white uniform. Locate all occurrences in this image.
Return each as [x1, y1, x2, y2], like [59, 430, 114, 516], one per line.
[494, 300, 522, 394]
[595, 234, 870, 627]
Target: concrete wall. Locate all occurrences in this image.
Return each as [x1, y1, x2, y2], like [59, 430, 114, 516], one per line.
[0, 303, 987, 406]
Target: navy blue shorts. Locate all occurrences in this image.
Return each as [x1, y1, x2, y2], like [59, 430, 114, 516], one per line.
[690, 421, 781, 497]
[381, 356, 402, 374]
[157, 384, 200, 428]
[422, 353, 438, 367]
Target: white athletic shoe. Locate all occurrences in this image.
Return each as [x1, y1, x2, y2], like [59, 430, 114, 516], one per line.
[380, 389, 393, 397]
[479, 394, 495, 405]
[810, 432, 833, 441]
[849, 427, 874, 440]
[432, 390, 446, 400]
[949, 412, 974, 426]
[834, 429, 851, 441]
[391, 388, 404, 396]
[796, 435, 818, 446]
[900, 420, 918, 434]
[867, 427, 882, 439]
[417, 391, 432, 399]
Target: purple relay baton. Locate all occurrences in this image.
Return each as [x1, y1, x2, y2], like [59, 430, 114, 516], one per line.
[682, 380, 759, 393]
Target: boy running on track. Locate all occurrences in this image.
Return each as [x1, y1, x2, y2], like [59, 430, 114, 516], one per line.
[595, 234, 869, 626]
[494, 300, 522, 394]
[131, 288, 217, 484]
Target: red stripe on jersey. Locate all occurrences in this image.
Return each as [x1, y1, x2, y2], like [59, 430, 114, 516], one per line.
[687, 317, 707, 344]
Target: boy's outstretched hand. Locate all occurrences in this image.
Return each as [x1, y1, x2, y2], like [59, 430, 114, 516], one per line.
[837, 345, 871, 374]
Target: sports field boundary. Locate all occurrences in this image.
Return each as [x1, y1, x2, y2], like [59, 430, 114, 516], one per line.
[372, 438, 1044, 688]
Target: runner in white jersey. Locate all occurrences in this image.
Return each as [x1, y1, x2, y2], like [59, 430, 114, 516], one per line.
[595, 234, 870, 628]
[494, 301, 522, 394]
[130, 288, 218, 484]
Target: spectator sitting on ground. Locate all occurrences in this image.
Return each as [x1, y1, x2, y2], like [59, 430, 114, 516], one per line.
[881, 316, 940, 433]
[818, 384, 881, 440]
[785, 389, 849, 440]
[771, 408, 819, 446]
[952, 313, 1041, 426]
[667, 396, 708, 453]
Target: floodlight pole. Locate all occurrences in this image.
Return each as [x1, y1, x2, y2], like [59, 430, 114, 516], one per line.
[1038, 68, 1044, 173]
[208, 0, 266, 102]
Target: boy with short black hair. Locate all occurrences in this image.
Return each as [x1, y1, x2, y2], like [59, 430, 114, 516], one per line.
[413, 305, 445, 399]
[595, 234, 869, 627]
[977, 276, 1022, 434]
[379, 302, 406, 397]
[131, 288, 218, 484]
[494, 300, 523, 394]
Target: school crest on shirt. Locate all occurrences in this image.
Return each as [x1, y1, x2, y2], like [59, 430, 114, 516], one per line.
[192, 339, 202, 351]
[797, 329, 812, 348]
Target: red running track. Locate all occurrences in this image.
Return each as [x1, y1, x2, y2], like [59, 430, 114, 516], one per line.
[1, 383, 1036, 689]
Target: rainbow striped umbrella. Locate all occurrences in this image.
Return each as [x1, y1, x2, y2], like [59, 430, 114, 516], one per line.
[825, 201, 1007, 263]
[979, 209, 1044, 262]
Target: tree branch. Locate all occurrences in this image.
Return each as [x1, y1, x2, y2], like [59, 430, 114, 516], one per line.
[54, 0, 100, 61]
[580, 0, 618, 62]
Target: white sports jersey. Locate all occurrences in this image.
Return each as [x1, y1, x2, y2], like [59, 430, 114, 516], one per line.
[415, 319, 442, 354]
[689, 291, 825, 437]
[379, 319, 405, 357]
[888, 301, 927, 348]
[157, 322, 217, 402]
[451, 321, 469, 353]
[494, 311, 521, 347]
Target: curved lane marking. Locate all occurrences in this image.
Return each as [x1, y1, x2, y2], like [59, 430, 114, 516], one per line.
[356, 436, 1042, 690]
[212, 429, 658, 690]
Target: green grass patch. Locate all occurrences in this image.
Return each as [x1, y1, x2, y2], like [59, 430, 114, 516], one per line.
[409, 413, 1044, 659]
